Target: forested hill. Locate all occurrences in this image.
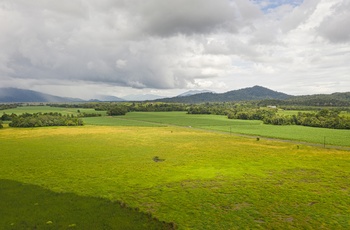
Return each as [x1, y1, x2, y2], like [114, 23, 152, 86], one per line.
[0, 88, 83, 102]
[157, 86, 292, 103]
[259, 92, 350, 107]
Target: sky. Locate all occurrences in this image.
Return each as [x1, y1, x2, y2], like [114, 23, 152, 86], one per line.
[0, 0, 349, 99]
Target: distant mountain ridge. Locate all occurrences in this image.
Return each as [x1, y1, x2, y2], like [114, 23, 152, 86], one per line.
[94, 95, 125, 102]
[0, 88, 83, 103]
[1, 86, 349, 105]
[122, 94, 165, 101]
[157, 86, 292, 103]
[177, 90, 214, 97]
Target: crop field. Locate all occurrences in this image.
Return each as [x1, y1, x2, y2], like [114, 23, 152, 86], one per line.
[1, 123, 350, 229]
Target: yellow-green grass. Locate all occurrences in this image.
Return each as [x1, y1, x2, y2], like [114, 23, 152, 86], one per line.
[83, 117, 165, 127]
[1, 126, 349, 229]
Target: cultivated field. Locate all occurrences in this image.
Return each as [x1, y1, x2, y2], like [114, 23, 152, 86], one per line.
[1, 117, 350, 229]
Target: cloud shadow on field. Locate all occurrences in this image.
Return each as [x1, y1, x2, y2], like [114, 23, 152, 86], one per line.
[0, 179, 175, 230]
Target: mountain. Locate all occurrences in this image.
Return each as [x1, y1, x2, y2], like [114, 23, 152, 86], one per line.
[157, 86, 292, 103]
[122, 94, 165, 101]
[93, 95, 125, 102]
[177, 90, 214, 97]
[0, 88, 83, 102]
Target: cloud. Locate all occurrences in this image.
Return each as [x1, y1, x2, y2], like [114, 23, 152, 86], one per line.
[0, 0, 349, 98]
[316, 0, 350, 43]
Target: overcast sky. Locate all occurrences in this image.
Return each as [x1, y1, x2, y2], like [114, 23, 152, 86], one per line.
[0, 0, 349, 99]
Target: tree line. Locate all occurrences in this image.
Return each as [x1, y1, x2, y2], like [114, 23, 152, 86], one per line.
[49, 102, 188, 113]
[5, 112, 83, 127]
[264, 110, 350, 129]
[186, 103, 350, 129]
[226, 108, 350, 129]
[0, 104, 19, 110]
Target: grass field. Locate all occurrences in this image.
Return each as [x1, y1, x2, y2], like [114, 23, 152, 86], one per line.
[118, 112, 350, 147]
[1, 125, 350, 229]
[1, 105, 106, 116]
[3, 106, 350, 147]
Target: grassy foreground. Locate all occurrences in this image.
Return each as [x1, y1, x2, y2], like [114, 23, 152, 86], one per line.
[1, 125, 349, 229]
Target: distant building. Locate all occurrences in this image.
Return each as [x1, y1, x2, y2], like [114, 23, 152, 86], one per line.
[267, 105, 277, 109]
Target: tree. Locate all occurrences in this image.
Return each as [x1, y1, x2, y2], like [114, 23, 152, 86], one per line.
[107, 106, 127, 116]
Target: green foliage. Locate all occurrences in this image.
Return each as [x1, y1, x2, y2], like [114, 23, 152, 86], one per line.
[77, 112, 102, 117]
[225, 106, 350, 129]
[107, 106, 128, 116]
[263, 114, 293, 125]
[292, 109, 350, 129]
[227, 108, 276, 121]
[1, 113, 15, 121]
[259, 92, 350, 107]
[0, 103, 19, 110]
[0, 121, 2, 129]
[9, 112, 83, 127]
[263, 109, 350, 129]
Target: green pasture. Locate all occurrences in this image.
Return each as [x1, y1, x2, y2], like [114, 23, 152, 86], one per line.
[0, 126, 349, 229]
[120, 112, 350, 147]
[1, 105, 106, 116]
[2, 107, 350, 146]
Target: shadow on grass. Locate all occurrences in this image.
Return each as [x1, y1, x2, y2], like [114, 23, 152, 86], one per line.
[0, 179, 176, 230]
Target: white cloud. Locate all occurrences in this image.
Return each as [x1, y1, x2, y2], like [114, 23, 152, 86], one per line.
[0, 0, 349, 98]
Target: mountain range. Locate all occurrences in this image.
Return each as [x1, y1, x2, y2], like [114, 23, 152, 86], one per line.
[156, 86, 291, 103]
[177, 90, 214, 97]
[0, 86, 349, 106]
[0, 88, 83, 103]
